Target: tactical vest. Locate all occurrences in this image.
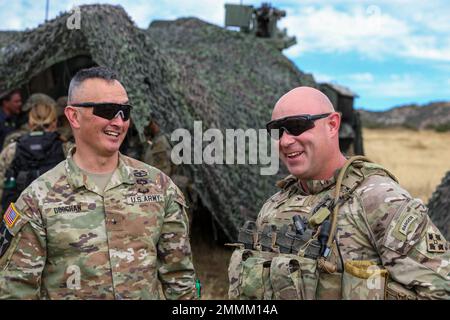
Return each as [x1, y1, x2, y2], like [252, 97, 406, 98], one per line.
[228, 156, 418, 300]
[2, 131, 65, 208]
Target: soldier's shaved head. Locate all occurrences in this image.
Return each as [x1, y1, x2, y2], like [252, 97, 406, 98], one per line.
[272, 86, 334, 120]
[271, 86, 346, 180]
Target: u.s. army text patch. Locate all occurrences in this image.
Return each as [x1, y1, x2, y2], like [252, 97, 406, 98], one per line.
[127, 194, 164, 204]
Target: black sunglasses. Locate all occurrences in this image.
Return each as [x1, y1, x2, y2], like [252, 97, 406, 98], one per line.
[71, 102, 132, 121]
[266, 113, 331, 140]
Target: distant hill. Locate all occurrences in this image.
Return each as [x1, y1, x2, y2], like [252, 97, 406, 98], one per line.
[359, 101, 450, 131]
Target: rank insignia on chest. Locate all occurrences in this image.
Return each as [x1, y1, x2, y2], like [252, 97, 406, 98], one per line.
[3, 203, 20, 229]
[426, 232, 447, 253]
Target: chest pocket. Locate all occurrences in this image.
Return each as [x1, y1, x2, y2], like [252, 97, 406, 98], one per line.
[43, 202, 108, 260]
[269, 195, 313, 225]
[104, 189, 166, 247]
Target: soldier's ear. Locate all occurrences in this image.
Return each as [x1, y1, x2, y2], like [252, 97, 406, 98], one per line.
[64, 106, 81, 129]
[327, 112, 341, 138]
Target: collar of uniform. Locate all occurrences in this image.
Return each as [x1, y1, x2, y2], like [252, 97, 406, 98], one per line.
[65, 147, 135, 192]
[106, 153, 135, 190]
[299, 168, 341, 195]
[275, 173, 337, 195]
[276, 175, 297, 189]
[299, 161, 367, 195]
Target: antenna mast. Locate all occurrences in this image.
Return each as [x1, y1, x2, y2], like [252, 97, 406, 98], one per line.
[45, 0, 50, 22]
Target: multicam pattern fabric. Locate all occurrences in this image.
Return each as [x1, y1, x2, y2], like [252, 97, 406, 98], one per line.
[231, 161, 450, 300]
[0, 148, 197, 300]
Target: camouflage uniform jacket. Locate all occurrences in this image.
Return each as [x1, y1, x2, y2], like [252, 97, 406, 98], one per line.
[254, 161, 450, 299]
[143, 132, 175, 177]
[0, 148, 197, 299]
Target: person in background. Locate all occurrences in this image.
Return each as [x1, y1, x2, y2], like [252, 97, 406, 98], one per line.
[0, 90, 23, 152]
[0, 98, 68, 211]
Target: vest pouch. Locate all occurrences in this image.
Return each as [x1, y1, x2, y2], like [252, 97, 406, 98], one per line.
[385, 280, 417, 300]
[270, 254, 319, 300]
[228, 248, 274, 299]
[316, 272, 342, 300]
[342, 260, 388, 300]
[297, 255, 319, 300]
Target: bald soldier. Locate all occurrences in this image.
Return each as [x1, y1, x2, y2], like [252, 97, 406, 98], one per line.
[0, 66, 197, 300]
[228, 86, 450, 300]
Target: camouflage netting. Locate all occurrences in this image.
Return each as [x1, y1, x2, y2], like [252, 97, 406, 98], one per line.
[0, 5, 189, 134]
[0, 31, 20, 50]
[0, 4, 318, 240]
[146, 18, 318, 240]
[428, 171, 450, 240]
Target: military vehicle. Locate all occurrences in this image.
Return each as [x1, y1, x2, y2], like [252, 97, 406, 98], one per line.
[0, 4, 364, 242]
[319, 82, 364, 155]
[224, 2, 297, 50]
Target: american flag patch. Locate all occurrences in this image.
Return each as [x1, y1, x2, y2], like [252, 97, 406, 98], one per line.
[3, 203, 20, 229]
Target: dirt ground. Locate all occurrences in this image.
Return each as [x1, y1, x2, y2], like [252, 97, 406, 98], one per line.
[192, 128, 450, 300]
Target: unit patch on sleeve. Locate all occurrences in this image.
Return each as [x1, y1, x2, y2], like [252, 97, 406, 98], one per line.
[398, 213, 417, 236]
[426, 232, 447, 253]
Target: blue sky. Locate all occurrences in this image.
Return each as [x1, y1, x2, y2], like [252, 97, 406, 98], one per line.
[1, 0, 449, 111]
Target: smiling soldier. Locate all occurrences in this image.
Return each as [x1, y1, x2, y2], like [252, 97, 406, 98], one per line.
[0, 66, 197, 300]
[228, 86, 449, 300]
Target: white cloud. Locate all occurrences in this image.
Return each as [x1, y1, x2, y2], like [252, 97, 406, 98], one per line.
[345, 72, 374, 83]
[347, 73, 450, 99]
[280, 5, 410, 57]
[311, 72, 335, 83]
[279, 2, 450, 62]
[1, 0, 450, 64]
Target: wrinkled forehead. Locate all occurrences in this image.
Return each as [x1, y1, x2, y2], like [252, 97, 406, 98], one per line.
[73, 78, 128, 104]
[272, 88, 334, 120]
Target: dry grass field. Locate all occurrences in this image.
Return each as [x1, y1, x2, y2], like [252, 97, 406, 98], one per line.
[192, 128, 450, 300]
[363, 128, 450, 202]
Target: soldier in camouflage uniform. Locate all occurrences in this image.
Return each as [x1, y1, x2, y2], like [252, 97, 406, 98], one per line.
[228, 87, 449, 300]
[0, 66, 197, 299]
